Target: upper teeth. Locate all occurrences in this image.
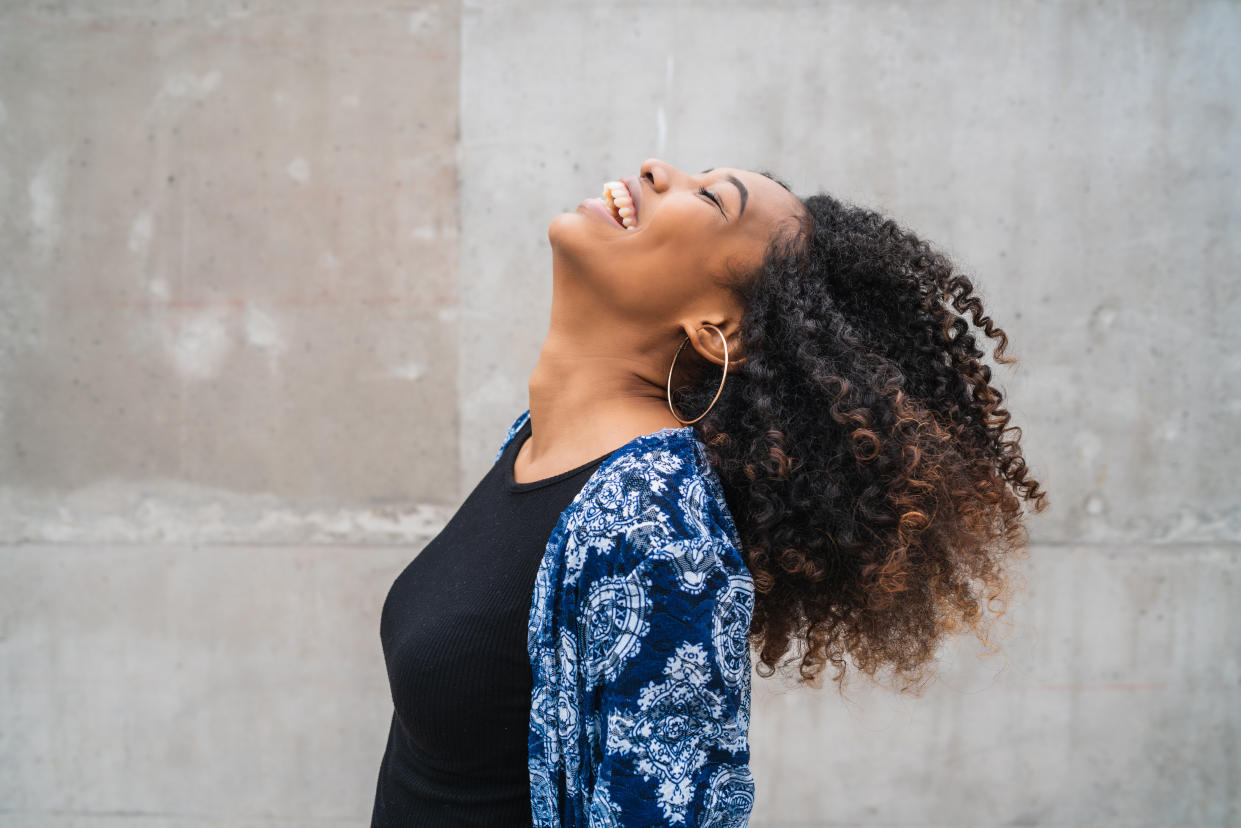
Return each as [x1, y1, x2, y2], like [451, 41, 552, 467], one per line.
[602, 180, 636, 229]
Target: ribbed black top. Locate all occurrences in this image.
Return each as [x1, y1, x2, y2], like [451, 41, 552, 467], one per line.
[371, 417, 614, 827]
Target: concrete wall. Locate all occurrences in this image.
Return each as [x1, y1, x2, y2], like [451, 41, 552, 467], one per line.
[2, 0, 1237, 825]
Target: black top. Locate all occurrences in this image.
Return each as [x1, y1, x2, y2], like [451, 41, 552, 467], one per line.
[371, 417, 614, 827]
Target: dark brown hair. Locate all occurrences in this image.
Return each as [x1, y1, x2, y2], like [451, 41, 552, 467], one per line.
[675, 182, 1049, 696]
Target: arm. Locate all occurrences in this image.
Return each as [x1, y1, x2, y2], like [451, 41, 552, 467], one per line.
[583, 534, 757, 826]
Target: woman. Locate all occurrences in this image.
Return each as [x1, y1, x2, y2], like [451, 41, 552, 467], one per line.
[371, 159, 1048, 827]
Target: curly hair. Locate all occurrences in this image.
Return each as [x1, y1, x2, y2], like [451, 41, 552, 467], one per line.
[671, 177, 1049, 696]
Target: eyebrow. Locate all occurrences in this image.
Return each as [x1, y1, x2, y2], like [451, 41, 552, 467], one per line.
[700, 167, 748, 220]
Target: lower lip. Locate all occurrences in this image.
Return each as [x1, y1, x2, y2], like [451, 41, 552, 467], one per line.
[580, 197, 625, 228]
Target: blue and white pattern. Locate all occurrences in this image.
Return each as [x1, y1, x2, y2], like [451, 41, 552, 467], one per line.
[493, 409, 756, 826]
[580, 573, 651, 687]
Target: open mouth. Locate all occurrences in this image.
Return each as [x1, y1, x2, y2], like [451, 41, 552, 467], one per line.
[600, 179, 637, 229]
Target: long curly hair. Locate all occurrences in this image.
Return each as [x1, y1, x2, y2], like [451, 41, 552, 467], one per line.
[672, 178, 1049, 696]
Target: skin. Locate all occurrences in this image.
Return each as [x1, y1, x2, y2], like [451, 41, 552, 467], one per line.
[513, 157, 806, 484]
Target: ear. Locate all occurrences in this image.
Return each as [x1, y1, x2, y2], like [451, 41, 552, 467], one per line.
[681, 322, 747, 371]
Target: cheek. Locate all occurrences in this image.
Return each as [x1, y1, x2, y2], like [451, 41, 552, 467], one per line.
[625, 249, 718, 315]
[626, 236, 706, 288]
[574, 253, 697, 323]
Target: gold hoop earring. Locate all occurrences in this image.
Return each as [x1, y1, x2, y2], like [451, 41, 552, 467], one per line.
[666, 324, 729, 425]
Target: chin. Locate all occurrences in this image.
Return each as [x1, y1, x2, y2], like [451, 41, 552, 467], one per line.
[546, 210, 591, 255]
[547, 210, 570, 244]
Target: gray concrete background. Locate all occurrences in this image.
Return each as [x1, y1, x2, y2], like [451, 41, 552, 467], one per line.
[1, 0, 1237, 825]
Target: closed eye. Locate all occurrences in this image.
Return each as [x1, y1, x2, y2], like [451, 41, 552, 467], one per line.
[698, 187, 726, 219]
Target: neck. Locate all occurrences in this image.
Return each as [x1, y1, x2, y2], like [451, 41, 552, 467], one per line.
[524, 327, 687, 464]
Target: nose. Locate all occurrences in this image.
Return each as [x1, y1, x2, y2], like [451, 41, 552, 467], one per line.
[639, 157, 682, 193]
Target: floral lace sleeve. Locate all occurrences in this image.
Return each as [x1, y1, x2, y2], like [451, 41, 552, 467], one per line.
[583, 533, 757, 827]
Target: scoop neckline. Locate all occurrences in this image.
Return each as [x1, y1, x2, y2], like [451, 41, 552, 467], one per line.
[505, 419, 615, 493]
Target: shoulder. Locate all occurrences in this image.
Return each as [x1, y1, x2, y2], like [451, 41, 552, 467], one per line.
[492, 409, 531, 464]
[568, 432, 757, 707]
[569, 427, 747, 583]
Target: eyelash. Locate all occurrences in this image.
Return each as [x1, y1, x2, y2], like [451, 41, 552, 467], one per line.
[641, 171, 722, 213]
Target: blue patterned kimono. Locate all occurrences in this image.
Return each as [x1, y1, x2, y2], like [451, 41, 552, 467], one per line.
[491, 409, 756, 827]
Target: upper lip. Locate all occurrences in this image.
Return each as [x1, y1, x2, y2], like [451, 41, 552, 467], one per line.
[620, 175, 641, 227]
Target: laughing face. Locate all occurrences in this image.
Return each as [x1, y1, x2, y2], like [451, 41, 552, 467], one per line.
[547, 158, 808, 345]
